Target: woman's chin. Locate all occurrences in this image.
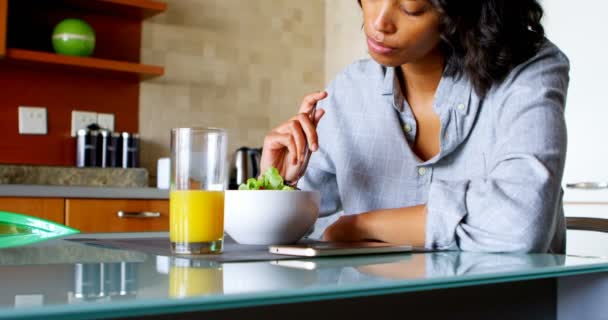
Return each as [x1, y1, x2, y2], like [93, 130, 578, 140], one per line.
[368, 52, 404, 67]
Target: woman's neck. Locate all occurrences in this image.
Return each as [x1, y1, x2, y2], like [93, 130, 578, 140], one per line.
[398, 48, 445, 104]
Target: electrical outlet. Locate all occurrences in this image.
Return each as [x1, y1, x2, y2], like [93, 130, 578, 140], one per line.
[71, 110, 98, 137]
[97, 113, 115, 131]
[18, 106, 47, 135]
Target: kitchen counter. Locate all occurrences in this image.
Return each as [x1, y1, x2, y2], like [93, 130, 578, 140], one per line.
[0, 165, 149, 188]
[0, 184, 168, 199]
[0, 232, 607, 319]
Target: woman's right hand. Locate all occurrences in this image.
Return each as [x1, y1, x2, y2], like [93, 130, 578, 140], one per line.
[260, 91, 328, 183]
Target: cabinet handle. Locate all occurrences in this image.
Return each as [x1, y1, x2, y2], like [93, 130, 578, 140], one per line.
[117, 211, 161, 219]
[566, 182, 608, 190]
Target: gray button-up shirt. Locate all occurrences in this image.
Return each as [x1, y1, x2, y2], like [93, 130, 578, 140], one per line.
[300, 40, 570, 253]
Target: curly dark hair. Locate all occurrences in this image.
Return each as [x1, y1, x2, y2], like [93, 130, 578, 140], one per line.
[358, 0, 546, 97]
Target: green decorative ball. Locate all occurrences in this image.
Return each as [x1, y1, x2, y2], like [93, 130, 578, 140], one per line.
[52, 19, 96, 57]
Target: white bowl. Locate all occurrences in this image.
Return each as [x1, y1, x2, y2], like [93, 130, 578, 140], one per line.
[224, 190, 320, 245]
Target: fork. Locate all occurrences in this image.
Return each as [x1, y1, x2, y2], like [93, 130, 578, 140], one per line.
[285, 105, 317, 188]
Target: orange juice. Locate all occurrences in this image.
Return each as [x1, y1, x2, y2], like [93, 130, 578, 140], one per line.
[170, 190, 225, 245]
[169, 266, 223, 298]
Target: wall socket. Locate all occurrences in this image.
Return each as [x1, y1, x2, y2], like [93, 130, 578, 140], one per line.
[71, 110, 98, 137]
[97, 113, 115, 131]
[18, 106, 47, 135]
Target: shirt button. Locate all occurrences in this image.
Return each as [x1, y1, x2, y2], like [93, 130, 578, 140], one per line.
[457, 103, 466, 111]
[418, 167, 427, 176]
[403, 123, 412, 133]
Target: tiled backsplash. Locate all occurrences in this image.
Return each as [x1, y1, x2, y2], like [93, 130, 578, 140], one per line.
[325, 0, 368, 84]
[139, 0, 325, 176]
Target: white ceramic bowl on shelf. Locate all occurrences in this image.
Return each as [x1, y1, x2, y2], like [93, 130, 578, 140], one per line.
[224, 190, 320, 245]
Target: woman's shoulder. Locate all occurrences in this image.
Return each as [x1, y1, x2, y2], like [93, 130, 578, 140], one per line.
[316, 59, 386, 130]
[328, 58, 386, 90]
[493, 39, 570, 96]
[485, 39, 570, 129]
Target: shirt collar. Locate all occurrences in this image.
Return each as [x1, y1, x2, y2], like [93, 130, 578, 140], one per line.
[378, 64, 473, 115]
[376, 62, 479, 163]
[381, 66, 395, 96]
[434, 72, 472, 116]
[379, 66, 406, 112]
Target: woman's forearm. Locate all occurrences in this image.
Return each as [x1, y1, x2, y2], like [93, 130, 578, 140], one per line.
[360, 205, 428, 246]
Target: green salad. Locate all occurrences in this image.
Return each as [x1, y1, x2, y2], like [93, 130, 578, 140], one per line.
[239, 167, 295, 191]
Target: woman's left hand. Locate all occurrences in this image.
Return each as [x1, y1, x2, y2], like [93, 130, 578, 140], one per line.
[322, 214, 367, 242]
[322, 206, 428, 246]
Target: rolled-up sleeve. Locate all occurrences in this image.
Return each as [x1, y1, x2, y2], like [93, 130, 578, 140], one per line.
[426, 51, 570, 253]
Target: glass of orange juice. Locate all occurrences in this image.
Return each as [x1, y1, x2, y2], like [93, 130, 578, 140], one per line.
[170, 128, 228, 254]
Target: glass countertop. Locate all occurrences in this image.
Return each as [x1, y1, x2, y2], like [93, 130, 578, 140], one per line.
[1, 232, 607, 320]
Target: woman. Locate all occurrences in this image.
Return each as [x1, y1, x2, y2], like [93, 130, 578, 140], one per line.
[260, 0, 569, 253]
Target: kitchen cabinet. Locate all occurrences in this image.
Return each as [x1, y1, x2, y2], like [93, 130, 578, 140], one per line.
[0, 196, 168, 232]
[0, 0, 166, 167]
[0, 197, 64, 224]
[0, 0, 165, 78]
[65, 198, 168, 233]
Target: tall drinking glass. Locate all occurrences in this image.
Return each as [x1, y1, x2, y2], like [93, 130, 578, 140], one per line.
[170, 128, 228, 254]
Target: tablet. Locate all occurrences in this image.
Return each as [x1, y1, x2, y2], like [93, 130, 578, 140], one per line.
[268, 241, 412, 257]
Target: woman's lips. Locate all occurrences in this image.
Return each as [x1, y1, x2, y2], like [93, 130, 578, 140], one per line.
[367, 37, 397, 55]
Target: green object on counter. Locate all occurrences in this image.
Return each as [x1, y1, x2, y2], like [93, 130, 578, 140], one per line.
[52, 18, 96, 56]
[0, 211, 79, 248]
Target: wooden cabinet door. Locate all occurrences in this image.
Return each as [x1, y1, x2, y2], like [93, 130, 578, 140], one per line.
[0, 197, 64, 224]
[65, 199, 169, 233]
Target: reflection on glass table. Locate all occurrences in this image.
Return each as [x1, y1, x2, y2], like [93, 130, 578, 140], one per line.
[169, 258, 223, 298]
[0, 234, 607, 320]
[72, 262, 137, 301]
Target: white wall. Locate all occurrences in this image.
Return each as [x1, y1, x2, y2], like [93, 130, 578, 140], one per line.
[543, 1, 608, 257]
[543, 0, 608, 185]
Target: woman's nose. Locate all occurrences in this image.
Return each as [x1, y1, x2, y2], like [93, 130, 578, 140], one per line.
[373, 3, 397, 35]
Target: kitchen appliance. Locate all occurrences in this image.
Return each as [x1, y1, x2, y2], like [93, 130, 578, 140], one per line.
[76, 129, 99, 167]
[76, 129, 140, 168]
[120, 132, 140, 168]
[229, 147, 262, 190]
[100, 131, 121, 168]
[98, 130, 109, 168]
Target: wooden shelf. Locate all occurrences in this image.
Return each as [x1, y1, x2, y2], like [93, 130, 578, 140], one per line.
[3, 48, 164, 80]
[47, 0, 167, 19]
[102, 0, 167, 12]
